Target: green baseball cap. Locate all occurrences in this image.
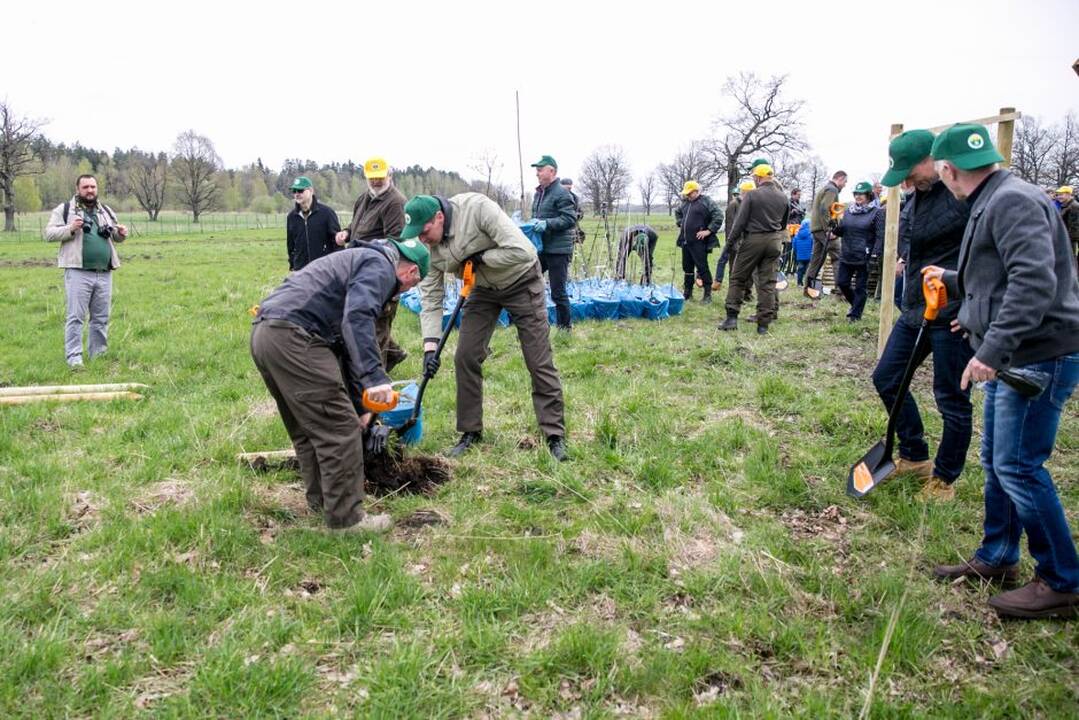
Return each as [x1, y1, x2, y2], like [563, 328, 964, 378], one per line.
[391, 238, 430, 279]
[399, 195, 440, 240]
[530, 155, 558, 169]
[749, 157, 770, 170]
[289, 176, 313, 191]
[931, 124, 1004, 171]
[853, 181, 873, 195]
[881, 129, 935, 187]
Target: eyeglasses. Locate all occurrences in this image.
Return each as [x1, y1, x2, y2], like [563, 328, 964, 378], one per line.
[292, 189, 307, 194]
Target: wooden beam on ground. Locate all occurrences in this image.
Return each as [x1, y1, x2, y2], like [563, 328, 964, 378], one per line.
[0, 383, 149, 397]
[877, 124, 904, 358]
[0, 391, 142, 406]
[238, 449, 297, 471]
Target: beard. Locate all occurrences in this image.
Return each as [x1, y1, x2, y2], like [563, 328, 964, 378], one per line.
[369, 182, 390, 198]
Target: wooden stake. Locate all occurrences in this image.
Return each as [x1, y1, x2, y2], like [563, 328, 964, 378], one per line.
[996, 106, 1016, 168]
[0, 383, 149, 397]
[0, 391, 142, 406]
[237, 449, 295, 463]
[877, 124, 904, 358]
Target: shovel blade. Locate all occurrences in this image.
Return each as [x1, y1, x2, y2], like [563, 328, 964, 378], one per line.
[847, 441, 896, 499]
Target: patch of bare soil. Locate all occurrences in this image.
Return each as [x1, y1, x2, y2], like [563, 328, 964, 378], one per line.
[656, 488, 744, 577]
[130, 479, 195, 514]
[250, 399, 278, 419]
[365, 445, 451, 495]
[0, 258, 53, 268]
[778, 504, 862, 563]
[69, 490, 104, 532]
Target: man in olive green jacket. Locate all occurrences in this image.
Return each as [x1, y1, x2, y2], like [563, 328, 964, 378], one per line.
[402, 193, 567, 461]
[805, 171, 848, 296]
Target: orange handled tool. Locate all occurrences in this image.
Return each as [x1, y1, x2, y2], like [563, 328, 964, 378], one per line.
[829, 202, 846, 220]
[922, 276, 945, 321]
[360, 380, 414, 413]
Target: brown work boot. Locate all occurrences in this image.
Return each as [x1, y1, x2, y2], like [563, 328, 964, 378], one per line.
[895, 457, 933, 481]
[988, 576, 1079, 619]
[917, 477, 956, 502]
[711, 280, 722, 291]
[933, 556, 1021, 585]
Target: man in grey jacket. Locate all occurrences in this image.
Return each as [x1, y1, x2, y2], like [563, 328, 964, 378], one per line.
[924, 124, 1079, 620]
[44, 175, 128, 370]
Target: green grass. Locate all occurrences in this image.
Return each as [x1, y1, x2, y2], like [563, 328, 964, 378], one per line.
[0, 220, 1076, 718]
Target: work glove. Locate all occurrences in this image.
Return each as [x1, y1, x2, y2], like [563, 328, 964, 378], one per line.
[532, 219, 548, 233]
[364, 423, 392, 455]
[423, 350, 441, 379]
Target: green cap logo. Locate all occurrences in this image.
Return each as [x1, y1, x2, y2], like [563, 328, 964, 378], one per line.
[967, 133, 984, 150]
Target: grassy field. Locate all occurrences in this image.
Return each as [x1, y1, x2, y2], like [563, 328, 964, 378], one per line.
[0, 221, 1076, 718]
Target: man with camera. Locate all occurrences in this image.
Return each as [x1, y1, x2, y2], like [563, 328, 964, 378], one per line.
[45, 174, 128, 370]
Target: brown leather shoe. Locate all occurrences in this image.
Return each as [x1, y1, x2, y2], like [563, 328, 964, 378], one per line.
[933, 556, 1021, 585]
[917, 477, 956, 502]
[988, 576, 1079, 619]
[895, 457, 933, 481]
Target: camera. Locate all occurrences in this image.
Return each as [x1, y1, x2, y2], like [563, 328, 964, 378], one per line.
[82, 211, 111, 238]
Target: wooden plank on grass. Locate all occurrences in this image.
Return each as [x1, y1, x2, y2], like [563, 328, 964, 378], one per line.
[0, 391, 143, 405]
[0, 383, 149, 397]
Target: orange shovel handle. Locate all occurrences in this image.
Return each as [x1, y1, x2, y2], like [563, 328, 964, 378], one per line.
[922, 276, 946, 321]
[362, 389, 399, 413]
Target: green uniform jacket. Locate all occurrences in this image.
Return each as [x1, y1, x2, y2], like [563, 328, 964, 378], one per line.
[419, 193, 538, 341]
[810, 181, 840, 233]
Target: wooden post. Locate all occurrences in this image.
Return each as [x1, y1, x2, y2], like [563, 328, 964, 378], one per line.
[0, 383, 148, 397]
[0, 391, 142, 406]
[876, 123, 905, 358]
[996, 106, 1016, 167]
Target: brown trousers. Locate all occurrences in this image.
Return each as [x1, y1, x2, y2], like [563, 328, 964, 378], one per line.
[375, 298, 407, 371]
[250, 319, 366, 529]
[805, 230, 840, 285]
[724, 231, 783, 325]
[454, 262, 565, 438]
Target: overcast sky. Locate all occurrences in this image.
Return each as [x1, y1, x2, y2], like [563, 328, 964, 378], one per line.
[4, 0, 1077, 202]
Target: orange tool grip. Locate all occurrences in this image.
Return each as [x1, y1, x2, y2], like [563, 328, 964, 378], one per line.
[922, 276, 946, 321]
[362, 389, 399, 413]
[829, 202, 846, 219]
[461, 260, 476, 299]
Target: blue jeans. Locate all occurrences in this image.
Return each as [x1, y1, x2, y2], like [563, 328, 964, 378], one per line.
[974, 353, 1079, 592]
[795, 260, 809, 286]
[872, 317, 974, 482]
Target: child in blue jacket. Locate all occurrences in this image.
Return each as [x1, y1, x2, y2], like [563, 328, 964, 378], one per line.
[792, 219, 813, 286]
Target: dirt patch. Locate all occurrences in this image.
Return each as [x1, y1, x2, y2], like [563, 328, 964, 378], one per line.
[365, 445, 451, 495]
[778, 504, 860, 562]
[656, 488, 744, 576]
[83, 628, 141, 662]
[131, 479, 196, 514]
[399, 508, 449, 529]
[0, 258, 53, 268]
[250, 399, 278, 419]
[69, 490, 104, 532]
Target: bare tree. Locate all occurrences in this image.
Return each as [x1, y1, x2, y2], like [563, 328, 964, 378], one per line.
[1011, 116, 1056, 187]
[1049, 112, 1079, 188]
[172, 130, 221, 222]
[774, 152, 828, 200]
[657, 142, 722, 207]
[579, 145, 632, 214]
[129, 150, 169, 221]
[704, 72, 807, 197]
[638, 174, 656, 216]
[468, 148, 503, 198]
[0, 101, 47, 231]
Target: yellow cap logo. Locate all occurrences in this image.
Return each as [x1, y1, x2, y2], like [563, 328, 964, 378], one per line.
[967, 133, 985, 150]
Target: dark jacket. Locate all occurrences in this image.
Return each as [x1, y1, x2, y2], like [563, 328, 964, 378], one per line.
[344, 185, 406, 245]
[810, 181, 840, 233]
[727, 181, 789, 245]
[894, 179, 969, 326]
[789, 198, 806, 225]
[834, 203, 884, 266]
[724, 197, 741, 239]
[257, 244, 401, 398]
[287, 198, 342, 270]
[675, 195, 723, 249]
[1060, 196, 1079, 255]
[942, 170, 1079, 370]
[531, 179, 578, 255]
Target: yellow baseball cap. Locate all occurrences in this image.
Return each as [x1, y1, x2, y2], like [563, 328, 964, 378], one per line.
[1057, 185, 1074, 195]
[364, 157, 389, 179]
[751, 163, 774, 178]
[681, 180, 701, 196]
[738, 180, 756, 193]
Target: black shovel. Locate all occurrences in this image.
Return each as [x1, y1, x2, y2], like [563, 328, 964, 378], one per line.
[847, 275, 946, 498]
